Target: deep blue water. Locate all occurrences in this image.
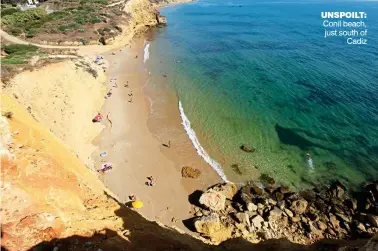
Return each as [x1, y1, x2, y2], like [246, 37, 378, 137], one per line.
[147, 0, 378, 189]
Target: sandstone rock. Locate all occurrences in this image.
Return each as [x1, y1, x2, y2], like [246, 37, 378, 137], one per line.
[291, 216, 301, 223]
[234, 212, 250, 226]
[279, 185, 291, 194]
[240, 145, 255, 153]
[195, 211, 203, 217]
[251, 215, 264, 229]
[268, 198, 277, 206]
[199, 191, 226, 211]
[356, 222, 367, 232]
[336, 213, 351, 223]
[345, 198, 357, 211]
[181, 166, 201, 179]
[317, 221, 327, 230]
[277, 201, 286, 210]
[330, 215, 340, 230]
[194, 213, 232, 242]
[209, 183, 238, 200]
[269, 207, 283, 219]
[284, 208, 294, 218]
[367, 214, 378, 228]
[251, 185, 263, 195]
[247, 202, 257, 212]
[290, 200, 308, 215]
[157, 15, 167, 24]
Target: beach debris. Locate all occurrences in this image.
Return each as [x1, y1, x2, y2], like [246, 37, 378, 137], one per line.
[107, 113, 112, 128]
[135, 55, 138, 58]
[128, 97, 133, 103]
[162, 141, 171, 148]
[199, 190, 226, 211]
[92, 113, 103, 123]
[99, 152, 107, 157]
[131, 200, 144, 209]
[240, 144, 255, 153]
[181, 166, 201, 179]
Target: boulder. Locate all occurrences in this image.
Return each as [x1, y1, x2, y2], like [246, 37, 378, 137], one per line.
[330, 215, 340, 230]
[199, 191, 226, 211]
[290, 200, 308, 215]
[181, 166, 201, 179]
[157, 15, 167, 25]
[284, 208, 294, 218]
[251, 215, 264, 229]
[356, 222, 366, 232]
[345, 198, 357, 211]
[367, 214, 378, 228]
[291, 216, 301, 223]
[329, 180, 346, 199]
[251, 185, 264, 195]
[209, 183, 238, 200]
[317, 221, 327, 230]
[275, 192, 284, 202]
[247, 202, 257, 212]
[234, 212, 250, 226]
[240, 145, 255, 153]
[336, 213, 352, 223]
[269, 207, 283, 219]
[279, 185, 291, 194]
[194, 213, 233, 242]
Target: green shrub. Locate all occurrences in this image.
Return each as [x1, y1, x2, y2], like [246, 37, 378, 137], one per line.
[1, 7, 20, 16]
[4, 44, 38, 55]
[57, 23, 77, 32]
[80, 0, 108, 5]
[1, 8, 46, 27]
[89, 16, 103, 24]
[1, 57, 26, 65]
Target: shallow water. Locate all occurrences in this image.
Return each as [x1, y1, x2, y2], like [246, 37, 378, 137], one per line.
[146, 0, 378, 189]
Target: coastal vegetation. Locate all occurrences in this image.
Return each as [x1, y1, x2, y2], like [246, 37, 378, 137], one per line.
[1, 0, 128, 44]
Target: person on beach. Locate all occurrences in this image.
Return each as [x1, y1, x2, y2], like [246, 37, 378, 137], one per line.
[98, 162, 113, 173]
[168, 141, 171, 148]
[105, 89, 112, 98]
[146, 176, 156, 187]
[129, 194, 137, 201]
[92, 113, 103, 123]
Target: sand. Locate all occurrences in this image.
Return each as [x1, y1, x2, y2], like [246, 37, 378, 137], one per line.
[92, 37, 221, 230]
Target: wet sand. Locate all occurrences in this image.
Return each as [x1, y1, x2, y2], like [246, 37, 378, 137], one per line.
[92, 37, 221, 230]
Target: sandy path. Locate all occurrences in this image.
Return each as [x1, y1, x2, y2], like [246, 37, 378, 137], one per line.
[92, 38, 220, 231]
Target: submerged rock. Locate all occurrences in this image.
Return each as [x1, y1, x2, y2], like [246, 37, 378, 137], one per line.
[240, 145, 255, 153]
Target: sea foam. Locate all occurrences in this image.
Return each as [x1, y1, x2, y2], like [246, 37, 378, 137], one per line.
[143, 43, 150, 63]
[179, 101, 228, 182]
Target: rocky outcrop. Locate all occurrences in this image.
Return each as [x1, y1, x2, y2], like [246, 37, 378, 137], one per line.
[189, 180, 378, 245]
[199, 191, 226, 211]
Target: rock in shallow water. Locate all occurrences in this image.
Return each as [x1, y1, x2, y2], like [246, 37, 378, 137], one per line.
[290, 199, 308, 215]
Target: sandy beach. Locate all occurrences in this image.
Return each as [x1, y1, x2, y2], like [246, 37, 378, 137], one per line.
[91, 36, 221, 230]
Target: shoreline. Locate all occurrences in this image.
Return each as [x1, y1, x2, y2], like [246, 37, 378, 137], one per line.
[92, 35, 221, 230]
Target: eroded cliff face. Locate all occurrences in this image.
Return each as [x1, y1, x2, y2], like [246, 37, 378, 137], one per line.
[2, 58, 107, 167]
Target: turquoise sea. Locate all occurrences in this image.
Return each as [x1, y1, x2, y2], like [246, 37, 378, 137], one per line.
[146, 0, 378, 189]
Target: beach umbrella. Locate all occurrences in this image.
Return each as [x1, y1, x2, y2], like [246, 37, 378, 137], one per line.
[132, 200, 144, 209]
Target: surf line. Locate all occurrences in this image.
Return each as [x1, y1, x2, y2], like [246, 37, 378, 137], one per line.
[143, 43, 150, 63]
[178, 101, 228, 182]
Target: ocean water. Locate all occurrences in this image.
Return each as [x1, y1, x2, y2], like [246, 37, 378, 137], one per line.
[146, 0, 378, 189]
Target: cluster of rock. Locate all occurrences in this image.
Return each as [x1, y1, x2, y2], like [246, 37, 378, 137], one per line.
[189, 180, 378, 244]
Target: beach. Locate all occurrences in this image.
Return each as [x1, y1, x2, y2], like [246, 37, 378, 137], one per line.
[91, 36, 221, 230]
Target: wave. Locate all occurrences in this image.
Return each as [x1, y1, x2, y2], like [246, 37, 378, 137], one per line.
[143, 43, 150, 63]
[178, 101, 228, 182]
